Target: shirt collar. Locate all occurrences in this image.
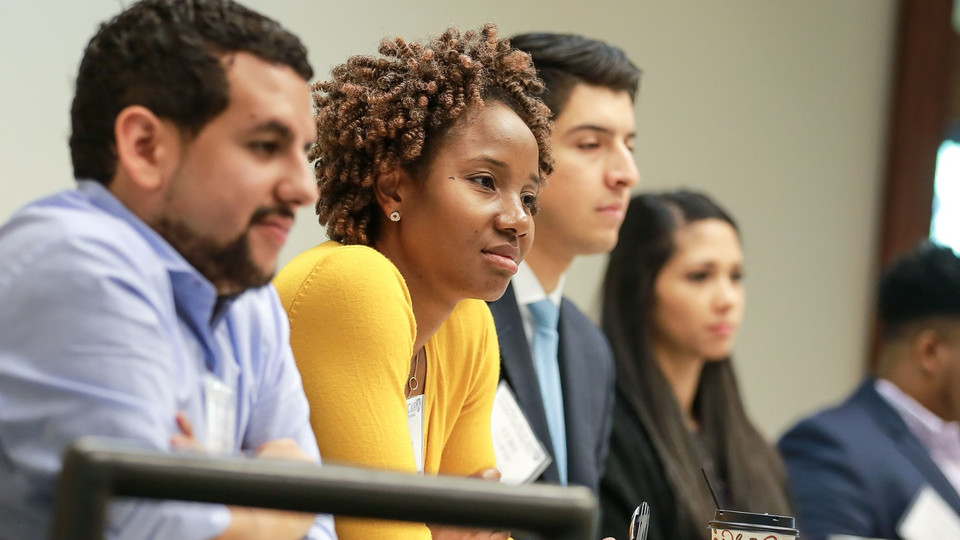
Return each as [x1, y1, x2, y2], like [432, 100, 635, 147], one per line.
[77, 180, 226, 321]
[512, 261, 564, 308]
[875, 378, 960, 460]
[79, 180, 200, 276]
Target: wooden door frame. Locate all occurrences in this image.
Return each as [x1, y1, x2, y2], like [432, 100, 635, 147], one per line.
[871, 0, 958, 370]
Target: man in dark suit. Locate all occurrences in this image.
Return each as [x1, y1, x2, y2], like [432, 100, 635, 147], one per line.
[779, 243, 960, 540]
[488, 33, 641, 498]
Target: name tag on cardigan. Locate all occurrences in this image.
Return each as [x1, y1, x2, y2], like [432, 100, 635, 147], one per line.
[407, 394, 424, 474]
[491, 381, 551, 485]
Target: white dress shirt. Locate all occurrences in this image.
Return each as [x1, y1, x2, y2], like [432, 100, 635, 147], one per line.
[876, 378, 960, 496]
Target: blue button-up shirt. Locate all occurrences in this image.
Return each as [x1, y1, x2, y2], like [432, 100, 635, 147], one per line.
[0, 181, 336, 539]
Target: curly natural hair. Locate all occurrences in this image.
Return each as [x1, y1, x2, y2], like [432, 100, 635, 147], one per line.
[311, 23, 554, 245]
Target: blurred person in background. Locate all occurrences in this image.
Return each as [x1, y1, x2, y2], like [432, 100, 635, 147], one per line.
[600, 190, 792, 540]
[487, 34, 640, 511]
[780, 242, 960, 540]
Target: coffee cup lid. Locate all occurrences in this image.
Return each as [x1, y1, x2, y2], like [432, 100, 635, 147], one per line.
[708, 509, 799, 535]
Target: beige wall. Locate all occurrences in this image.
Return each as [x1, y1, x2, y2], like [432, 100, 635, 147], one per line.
[0, 0, 897, 438]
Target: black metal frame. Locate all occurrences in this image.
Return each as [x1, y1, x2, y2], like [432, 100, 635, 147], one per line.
[50, 437, 597, 540]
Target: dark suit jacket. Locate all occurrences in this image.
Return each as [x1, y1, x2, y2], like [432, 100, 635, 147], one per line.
[778, 379, 960, 540]
[488, 283, 616, 496]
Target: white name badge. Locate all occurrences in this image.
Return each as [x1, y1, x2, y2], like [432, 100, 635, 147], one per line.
[203, 373, 237, 455]
[898, 485, 960, 540]
[491, 381, 551, 485]
[407, 394, 424, 475]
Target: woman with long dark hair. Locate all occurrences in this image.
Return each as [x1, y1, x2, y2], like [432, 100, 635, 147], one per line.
[599, 190, 792, 540]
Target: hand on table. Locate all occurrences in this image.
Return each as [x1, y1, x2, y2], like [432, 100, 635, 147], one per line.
[428, 468, 510, 540]
[171, 411, 317, 540]
[170, 411, 205, 452]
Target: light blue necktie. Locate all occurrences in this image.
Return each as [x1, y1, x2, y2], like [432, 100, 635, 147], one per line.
[528, 299, 567, 485]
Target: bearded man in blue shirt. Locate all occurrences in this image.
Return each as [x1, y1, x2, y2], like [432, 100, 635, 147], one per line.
[0, 1, 336, 539]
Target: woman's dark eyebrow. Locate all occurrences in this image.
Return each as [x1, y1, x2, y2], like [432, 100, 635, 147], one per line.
[468, 155, 542, 185]
[468, 155, 507, 168]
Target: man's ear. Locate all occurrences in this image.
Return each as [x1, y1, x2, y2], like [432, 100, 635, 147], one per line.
[373, 167, 410, 218]
[914, 328, 947, 376]
[113, 105, 179, 192]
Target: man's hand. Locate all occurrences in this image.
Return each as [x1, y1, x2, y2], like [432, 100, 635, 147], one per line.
[429, 526, 511, 540]
[171, 412, 317, 540]
[427, 468, 510, 540]
[254, 437, 314, 462]
[170, 411, 205, 452]
[217, 437, 318, 540]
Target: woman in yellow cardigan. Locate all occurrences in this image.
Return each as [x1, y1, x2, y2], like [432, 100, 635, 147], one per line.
[273, 24, 553, 540]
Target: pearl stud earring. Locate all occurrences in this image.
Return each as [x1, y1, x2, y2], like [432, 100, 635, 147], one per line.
[389, 211, 401, 222]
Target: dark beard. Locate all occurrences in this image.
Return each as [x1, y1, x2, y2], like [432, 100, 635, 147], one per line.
[152, 217, 272, 296]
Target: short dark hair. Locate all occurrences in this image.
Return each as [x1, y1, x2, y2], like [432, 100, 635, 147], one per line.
[508, 32, 640, 117]
[878, 242, 960, 339]
[70, 0, 313, 186]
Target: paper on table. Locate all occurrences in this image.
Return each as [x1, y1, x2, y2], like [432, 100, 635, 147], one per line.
[898, 485, 960, 540]
[491, 381, 551, 485]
